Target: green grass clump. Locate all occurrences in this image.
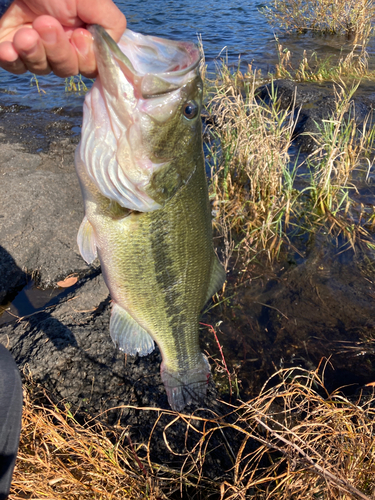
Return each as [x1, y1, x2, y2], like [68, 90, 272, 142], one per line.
[64, 74, 90, 93]
[274, 39, 374, 83]
[204, 63, 375, 265]
[302, 82, 375, 245]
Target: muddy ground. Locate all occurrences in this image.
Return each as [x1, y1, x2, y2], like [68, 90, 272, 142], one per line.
[1, 87, 375, 480]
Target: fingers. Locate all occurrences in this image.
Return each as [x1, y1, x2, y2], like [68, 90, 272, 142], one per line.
[13, 26, 51, 74]
[0, 39, 28, 73]
[70, 27, 96, 78]
[0, 0, 127, 77]
[0, 16, 79, 76]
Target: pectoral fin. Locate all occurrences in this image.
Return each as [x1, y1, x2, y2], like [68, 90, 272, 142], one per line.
[77, 216, 98, 264]
[204, 254, 226, 305]
[110, 302, 155, 356]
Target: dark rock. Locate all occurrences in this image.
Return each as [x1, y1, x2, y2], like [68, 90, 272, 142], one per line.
[256, 78, 327, 109]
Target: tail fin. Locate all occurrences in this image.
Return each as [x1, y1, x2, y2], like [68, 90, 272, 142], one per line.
[160, 354, 210, 412]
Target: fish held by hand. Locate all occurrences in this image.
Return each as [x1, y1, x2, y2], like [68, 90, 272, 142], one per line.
[75, 25, 226, 412]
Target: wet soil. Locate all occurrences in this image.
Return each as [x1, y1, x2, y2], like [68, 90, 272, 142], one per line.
[1, 86, 375, 488]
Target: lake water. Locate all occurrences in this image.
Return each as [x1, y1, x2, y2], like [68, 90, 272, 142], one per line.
[1, 0, 374, 109]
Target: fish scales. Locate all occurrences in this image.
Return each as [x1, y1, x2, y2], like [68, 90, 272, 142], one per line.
[75, 25, 226, 411]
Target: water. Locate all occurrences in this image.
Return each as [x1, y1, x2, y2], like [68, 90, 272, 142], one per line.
[1, 0, 374, 110]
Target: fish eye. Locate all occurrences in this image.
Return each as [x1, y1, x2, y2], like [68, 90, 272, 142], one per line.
[183, 101, 198, 120]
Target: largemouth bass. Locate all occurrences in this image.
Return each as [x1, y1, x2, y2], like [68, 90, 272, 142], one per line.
[75, 25, 226, 412]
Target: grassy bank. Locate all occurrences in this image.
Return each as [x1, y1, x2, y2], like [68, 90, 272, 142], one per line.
[204, 65, 375, 272]
[10, 368, 375, 499]
[273, 39, 374, 83]
[262, 0, 375, 38]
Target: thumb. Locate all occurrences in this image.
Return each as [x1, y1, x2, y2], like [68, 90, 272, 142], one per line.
[76, 0, 126, 42]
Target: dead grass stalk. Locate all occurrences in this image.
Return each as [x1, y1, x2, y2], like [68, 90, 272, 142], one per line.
[10, 366, 375, 499]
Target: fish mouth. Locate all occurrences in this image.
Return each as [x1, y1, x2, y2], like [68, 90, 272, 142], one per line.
[88, 25, 201, 98]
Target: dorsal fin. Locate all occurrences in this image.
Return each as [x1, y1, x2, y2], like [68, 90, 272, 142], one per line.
[204, 254, 226, 305]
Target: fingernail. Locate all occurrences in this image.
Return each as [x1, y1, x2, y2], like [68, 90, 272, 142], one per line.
[40, 27, 57, 45]
[72, 32, 90, 57]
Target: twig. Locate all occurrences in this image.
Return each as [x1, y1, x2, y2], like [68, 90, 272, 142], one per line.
[126, 434, 148, 477]
[200, 322, 232, 397]
[253, 301, 289, 320]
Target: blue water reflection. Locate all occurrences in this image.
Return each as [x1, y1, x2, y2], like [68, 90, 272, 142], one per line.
[0, 0, 374, 109]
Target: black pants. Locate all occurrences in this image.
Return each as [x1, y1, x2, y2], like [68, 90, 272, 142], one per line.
[0, 345, 22, 500]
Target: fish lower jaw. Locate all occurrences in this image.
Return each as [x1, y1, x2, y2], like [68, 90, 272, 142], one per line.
[160, 354, 210, 412]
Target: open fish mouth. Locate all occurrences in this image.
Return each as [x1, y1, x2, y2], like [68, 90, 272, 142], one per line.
[78, 25, 203, 213]
[88, 25, 201, 98]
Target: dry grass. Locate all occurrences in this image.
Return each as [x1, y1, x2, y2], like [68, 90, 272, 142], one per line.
[262, 0, 375, 38]
[230, 365, 375, 499]
[9, 366, 375, 499]
[205, 66, 298, 267]
[9, 389, 151, 499]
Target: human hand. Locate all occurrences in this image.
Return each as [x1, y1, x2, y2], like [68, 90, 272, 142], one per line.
[0, 0, 126, 77]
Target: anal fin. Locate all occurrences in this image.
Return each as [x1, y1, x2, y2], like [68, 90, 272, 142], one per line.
[110, 302, 155, 356]
[204, 254, 226, 305]
[77, 216, 98, 264]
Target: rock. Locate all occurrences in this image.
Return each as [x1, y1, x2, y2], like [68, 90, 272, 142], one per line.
[0, 105, 93, 294]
